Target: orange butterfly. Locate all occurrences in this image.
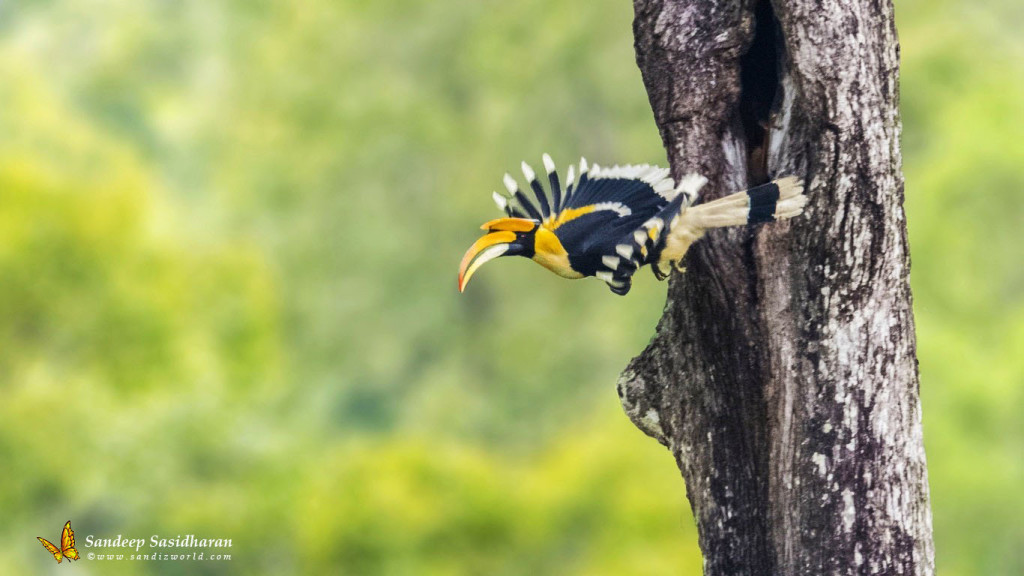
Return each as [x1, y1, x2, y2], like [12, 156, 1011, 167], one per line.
[37, 521, 80, 564]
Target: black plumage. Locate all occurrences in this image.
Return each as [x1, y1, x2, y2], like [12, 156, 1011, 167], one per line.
[465, 154, 806, 296]
[493, 156, 694, 294]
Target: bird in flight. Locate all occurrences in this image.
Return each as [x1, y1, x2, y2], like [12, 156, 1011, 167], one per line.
[458, 154, 806, 295]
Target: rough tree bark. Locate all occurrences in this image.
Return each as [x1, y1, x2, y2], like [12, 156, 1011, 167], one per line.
[617, 1, 935, 574]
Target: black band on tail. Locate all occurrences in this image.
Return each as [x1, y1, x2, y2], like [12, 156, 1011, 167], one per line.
[747, 182, 780, 224]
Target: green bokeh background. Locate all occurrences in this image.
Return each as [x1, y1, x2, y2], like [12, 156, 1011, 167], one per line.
[1, 0, 1021, 574]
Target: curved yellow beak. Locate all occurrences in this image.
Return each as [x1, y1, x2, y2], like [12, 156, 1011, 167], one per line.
[458, 231, 516, 292]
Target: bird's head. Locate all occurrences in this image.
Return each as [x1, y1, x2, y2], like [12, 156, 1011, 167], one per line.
[457, 217, 539, 292]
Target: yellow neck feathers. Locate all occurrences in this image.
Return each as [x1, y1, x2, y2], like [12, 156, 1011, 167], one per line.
[532, 228, 582, 279]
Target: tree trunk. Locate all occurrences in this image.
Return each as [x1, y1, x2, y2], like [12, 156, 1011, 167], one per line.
[617, 1, 935, 574]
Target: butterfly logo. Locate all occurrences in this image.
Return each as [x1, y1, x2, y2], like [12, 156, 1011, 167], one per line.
[37, 521, 80, 564]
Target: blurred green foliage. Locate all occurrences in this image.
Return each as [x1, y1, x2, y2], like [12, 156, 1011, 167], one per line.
[0, 0, 1020, 574]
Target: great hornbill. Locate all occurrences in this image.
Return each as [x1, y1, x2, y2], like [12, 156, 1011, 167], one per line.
[458, 154, 807, 295]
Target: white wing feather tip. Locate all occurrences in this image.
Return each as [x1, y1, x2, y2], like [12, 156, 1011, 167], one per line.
[492, 191, 508, 211]
[502, 173, 518, 194]
[677, 173, 709, 197]
[542, 153, 556, 174]
[521, 161, 536, 182]
[602, 255, 621, 270]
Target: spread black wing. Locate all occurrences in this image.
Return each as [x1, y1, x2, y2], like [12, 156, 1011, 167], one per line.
[494, 155, 702, 294]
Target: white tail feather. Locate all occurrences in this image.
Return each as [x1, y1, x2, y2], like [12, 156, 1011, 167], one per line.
[656, 176, 808, 272]
[683, 176, 807, 230]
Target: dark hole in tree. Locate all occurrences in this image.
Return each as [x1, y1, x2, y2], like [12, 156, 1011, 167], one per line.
[739, 0, 782, 185]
